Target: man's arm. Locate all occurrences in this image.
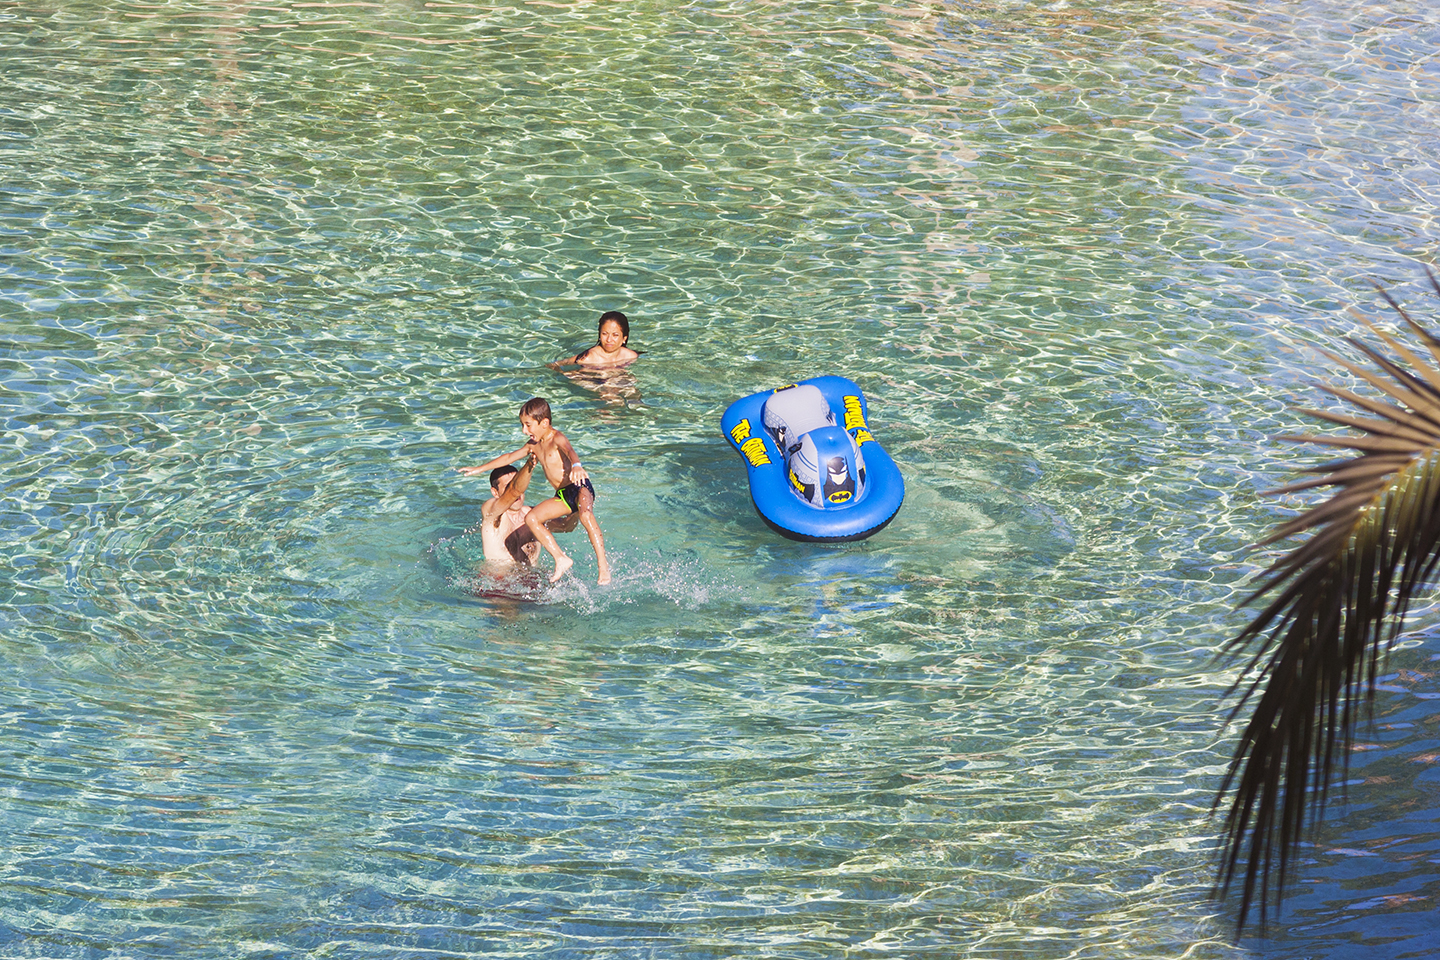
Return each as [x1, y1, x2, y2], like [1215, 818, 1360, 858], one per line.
[490, 455, 536, 526]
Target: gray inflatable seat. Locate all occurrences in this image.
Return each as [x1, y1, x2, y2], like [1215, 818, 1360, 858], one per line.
[762, 384, 834, 451]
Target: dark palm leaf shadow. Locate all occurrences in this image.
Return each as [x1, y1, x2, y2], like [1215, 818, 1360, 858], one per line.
[1216, 270, 1440, 934]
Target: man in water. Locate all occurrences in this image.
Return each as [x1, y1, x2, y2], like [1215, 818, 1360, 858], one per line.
[460, 397, 611, 584]
[474, 455, 540, 566]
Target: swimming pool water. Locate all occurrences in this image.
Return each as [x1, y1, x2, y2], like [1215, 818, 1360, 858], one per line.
[4, 2, 1440, 956]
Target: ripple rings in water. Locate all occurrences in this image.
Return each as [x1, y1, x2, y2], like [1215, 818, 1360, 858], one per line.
[3, 2, 1440, 957]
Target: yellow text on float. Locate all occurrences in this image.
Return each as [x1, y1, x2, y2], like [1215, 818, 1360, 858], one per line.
[843, 396, 874, 445]
[843, 395, 866, 430]
[742, 438, 770, 466]
[729, 418, 771, 466]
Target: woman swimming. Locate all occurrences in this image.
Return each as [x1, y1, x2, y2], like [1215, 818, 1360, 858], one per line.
[566, 311, 638, 367]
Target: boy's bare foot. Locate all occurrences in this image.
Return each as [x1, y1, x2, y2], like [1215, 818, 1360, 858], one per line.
[597, 567, 611, 586]
[550, 554, 573, 583]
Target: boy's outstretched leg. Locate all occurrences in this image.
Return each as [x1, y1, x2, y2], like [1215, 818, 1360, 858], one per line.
[576, 501, 610, 585]
[524, 498, 574, 583]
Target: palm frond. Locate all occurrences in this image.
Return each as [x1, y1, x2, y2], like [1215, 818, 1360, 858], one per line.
[1216, 271, 1440, 934]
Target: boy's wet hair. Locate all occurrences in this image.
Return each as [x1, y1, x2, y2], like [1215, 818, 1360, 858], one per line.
[490, 464, 518, 489]
[520, 396, 552, 423]
[598, 311, 628, 340]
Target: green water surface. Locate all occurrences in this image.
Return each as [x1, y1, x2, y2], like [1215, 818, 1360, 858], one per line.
[3, 2, 1440, 957]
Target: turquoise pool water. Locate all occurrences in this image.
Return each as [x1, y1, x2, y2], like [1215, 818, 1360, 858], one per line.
[4, 2, 1440, 956]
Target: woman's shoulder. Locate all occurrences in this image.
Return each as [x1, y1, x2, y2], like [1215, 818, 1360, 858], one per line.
[572, 347, 640, 366]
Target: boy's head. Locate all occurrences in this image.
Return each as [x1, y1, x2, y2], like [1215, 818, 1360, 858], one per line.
[490, 464, 518, 495]
[519, 396, 553, 441]
[519, 397, 552, 423]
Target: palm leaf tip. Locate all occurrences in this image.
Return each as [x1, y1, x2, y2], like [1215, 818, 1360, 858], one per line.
[1216, 275, 1440, 935]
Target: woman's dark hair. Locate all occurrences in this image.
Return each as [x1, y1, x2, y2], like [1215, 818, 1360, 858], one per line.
[598, 311, 628, 341]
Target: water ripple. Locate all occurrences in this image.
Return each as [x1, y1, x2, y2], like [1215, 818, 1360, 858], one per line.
[4, 1, 1440, 957]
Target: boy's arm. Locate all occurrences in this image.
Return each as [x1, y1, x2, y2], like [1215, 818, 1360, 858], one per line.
[552, 430, 588, 483]
[457, 444, 530, 477]
[490, 455, 536, 526]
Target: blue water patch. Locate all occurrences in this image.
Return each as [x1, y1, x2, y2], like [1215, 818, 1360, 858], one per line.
[2, 1, 1439, 957]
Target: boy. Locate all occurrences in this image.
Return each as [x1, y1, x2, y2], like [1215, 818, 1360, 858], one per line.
[473, 455, 540, 566]
[460, 397, 611, 584]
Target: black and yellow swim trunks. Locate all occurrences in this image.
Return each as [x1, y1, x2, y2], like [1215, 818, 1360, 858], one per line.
[554, 478, 595, 513]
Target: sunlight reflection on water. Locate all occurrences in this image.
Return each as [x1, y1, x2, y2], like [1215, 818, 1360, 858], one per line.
[3, 1, 1440, 957]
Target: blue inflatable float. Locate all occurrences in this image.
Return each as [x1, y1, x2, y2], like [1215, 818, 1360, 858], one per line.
[721, 375, 904, 542]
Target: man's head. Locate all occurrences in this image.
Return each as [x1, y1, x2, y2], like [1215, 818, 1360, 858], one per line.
[490, 464, 518, 496]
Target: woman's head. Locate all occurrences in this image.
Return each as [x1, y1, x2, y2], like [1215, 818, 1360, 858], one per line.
[597, 311, 629, 349]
